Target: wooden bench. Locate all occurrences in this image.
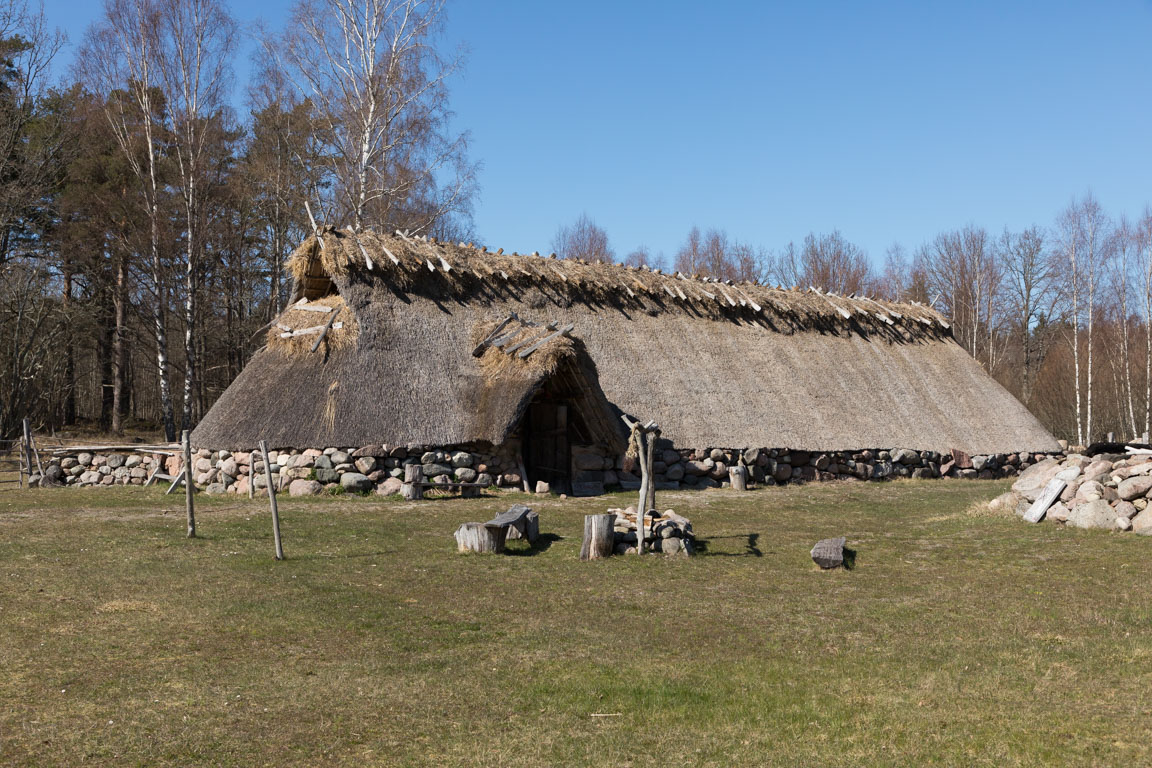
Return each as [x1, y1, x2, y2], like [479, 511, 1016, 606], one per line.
[454, 505, 539, 553]
[402, 464, 490, 500]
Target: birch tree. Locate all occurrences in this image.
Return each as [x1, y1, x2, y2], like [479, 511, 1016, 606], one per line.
[1055, 195, 1113, 446]
[1135, 208, 1152, 437]
[153, 0, 237, 429]
[79, 0, 177, 440]
[275, 0, 475, 233]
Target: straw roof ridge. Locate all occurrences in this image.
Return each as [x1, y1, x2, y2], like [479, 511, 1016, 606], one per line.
[285, 228, 951, 342]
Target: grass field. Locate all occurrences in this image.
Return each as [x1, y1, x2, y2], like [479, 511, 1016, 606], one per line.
[2, 480, 1152, 766]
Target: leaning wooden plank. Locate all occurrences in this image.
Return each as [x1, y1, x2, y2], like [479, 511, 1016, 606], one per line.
[519, 324, 575, 358]
[293, 303, 334, 313]
[504, 323, 558, 355]
[491, 328, 524, 348]
[1024, 478, 1067, 523]
[165, 469, 186, 495]
[471, 313, 517, 357]
[310, 309, 340, 353]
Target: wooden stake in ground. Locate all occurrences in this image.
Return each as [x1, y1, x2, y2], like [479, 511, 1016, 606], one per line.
[182, 430, 195, 538]
[580, 513, 617, 561]
[259, 440, 285, 560]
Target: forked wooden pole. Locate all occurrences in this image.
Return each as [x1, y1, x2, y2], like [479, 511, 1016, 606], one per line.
[259, 440, 285, 560]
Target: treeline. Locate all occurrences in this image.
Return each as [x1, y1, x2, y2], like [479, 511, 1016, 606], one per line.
[552, 201, 1152, 447]
[2, 0, 1148, 448]
[0, 0, 474, 441]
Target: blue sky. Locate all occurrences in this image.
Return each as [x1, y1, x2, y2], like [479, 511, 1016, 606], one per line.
[46, 0, 1152, 264]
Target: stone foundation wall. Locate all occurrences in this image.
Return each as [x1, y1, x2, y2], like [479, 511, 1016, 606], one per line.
[587, 446, 1057, 493]
[32, 440, 1060, 495]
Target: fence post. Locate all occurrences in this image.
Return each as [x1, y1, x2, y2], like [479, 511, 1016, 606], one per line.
[183, 430, 196, 538]
[259, 440, 285, 560]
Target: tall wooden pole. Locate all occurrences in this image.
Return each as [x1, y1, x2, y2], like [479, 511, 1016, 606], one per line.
[259, 440, 285, 560]
[182, 430, 196, 538]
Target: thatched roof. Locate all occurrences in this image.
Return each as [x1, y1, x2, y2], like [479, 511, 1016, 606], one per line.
[192, 228, 1060, 454]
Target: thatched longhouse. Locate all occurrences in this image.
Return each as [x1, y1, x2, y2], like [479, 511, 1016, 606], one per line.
[190, 228, 1059, 495]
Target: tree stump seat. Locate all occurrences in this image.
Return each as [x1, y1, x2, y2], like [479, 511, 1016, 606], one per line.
[454, 505, 538, 553]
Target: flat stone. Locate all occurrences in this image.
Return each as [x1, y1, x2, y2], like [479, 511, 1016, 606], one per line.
[204, 483, 227, 495]
[811, 536, 847, 569]
[422, 463, 452, 478]
[330, 451, 350, 466]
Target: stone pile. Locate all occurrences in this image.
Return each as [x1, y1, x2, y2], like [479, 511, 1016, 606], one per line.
[30, 451, 166, 487]
[606, 506, 695, 555]
[997, 451, 1152, 533]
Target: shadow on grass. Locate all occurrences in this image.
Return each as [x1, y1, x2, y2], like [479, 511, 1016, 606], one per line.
[693, 533, 762, 557]
[842, 546, 857, 570]
[505, 533, 562, 557]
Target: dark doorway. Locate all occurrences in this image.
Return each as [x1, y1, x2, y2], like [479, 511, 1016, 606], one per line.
[524, 401, 570, 494]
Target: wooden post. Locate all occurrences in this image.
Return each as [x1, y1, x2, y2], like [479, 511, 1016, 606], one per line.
[23, 419, 43, 482]
[248, 450, 254, 499]
[729, 464, 748, 491]
[21, 418, 32, 486]
[259, 440, 285, 560]
[402, 463, 424, 500]
[621, 415, 661, 555]
[634, 436, 648, 555]
[182, 430, 195, 538]
[644, 430, 657, 514]
[1107, 432, 1115, 443]
[580, 513, 616, 561]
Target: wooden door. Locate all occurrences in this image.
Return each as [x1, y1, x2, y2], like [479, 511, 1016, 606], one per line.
[525, 402, 570, 494]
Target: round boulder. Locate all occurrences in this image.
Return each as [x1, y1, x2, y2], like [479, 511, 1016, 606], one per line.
[289, 479, 323, 496]
[1117, 475, 1152, 501]
[376, 476, 404, 496]
[340, 472, 372, 492]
